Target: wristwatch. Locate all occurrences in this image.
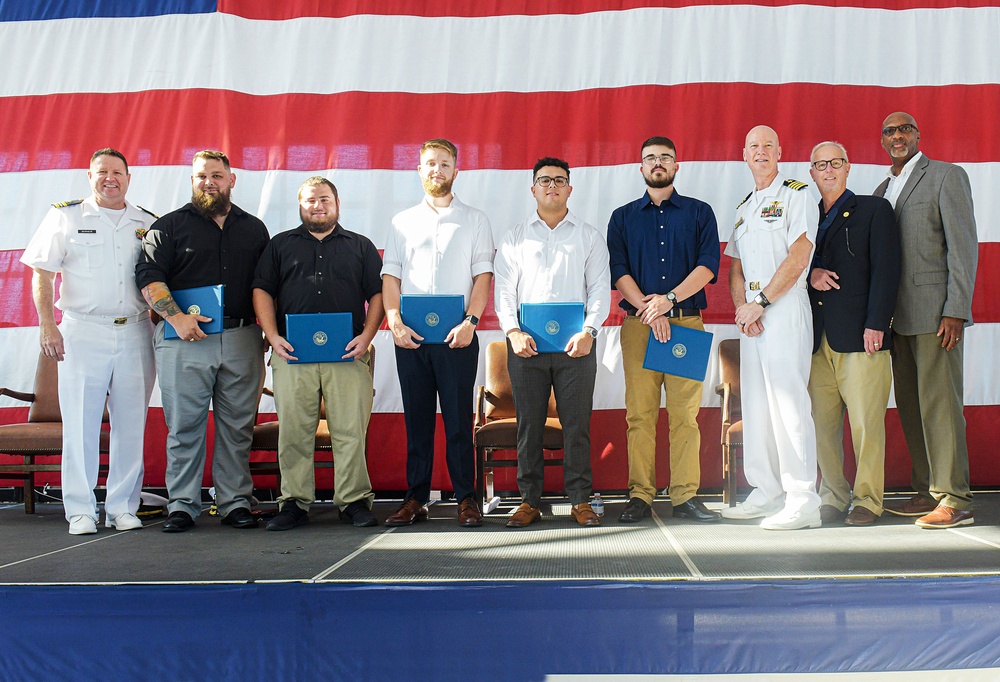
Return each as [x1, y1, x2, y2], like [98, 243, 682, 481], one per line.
[666, 291, 678, 304]
[464, 314, 479, 326]
[753, 292, 771, 308]
[584, 326, 598, 339]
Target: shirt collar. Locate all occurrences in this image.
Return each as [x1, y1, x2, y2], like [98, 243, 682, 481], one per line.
[81, 195, 143, 222]
[293, 222, 347, 241]
[529, 209, 579, 231]
[886, 151, 923, 179]
[643, 189, 684, 210]
[421, 194, 464, 215]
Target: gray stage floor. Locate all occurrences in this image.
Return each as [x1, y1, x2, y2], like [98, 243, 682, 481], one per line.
[3, 494, 1000, 585]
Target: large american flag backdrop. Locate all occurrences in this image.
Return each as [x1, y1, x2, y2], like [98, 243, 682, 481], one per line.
[1, 1, 998, 494]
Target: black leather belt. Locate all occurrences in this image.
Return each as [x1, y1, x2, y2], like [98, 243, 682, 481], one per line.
[665, 308, 701, 319]
[222, 317, 254, 329]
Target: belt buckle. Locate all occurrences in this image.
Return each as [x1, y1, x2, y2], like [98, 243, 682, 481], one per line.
[748, 281, 761, 291]
[113, 317, 128, 326]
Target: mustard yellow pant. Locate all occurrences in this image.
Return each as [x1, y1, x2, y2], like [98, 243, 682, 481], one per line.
[620, 315, 705, 505]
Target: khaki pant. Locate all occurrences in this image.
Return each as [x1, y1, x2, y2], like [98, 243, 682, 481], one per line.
[271, 352, 374, 511]
[620, 315, 704, 505]
[808, 334, 891, 515]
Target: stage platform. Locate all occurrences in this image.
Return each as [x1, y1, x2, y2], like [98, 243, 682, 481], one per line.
[2, 494, 1000, 679]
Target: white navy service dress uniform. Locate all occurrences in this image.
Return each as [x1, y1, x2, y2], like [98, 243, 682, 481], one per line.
[20, 196, 157, 523]
[724, 175, 822, 515]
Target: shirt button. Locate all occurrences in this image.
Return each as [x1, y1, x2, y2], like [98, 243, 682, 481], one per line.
[660, 242, 664, 245]
[661, 258, 665, 262]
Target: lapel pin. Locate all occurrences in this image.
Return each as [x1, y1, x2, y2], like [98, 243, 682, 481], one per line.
[843, 211, 850, 217]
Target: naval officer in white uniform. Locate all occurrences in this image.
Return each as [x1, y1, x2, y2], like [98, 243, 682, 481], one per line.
[21, 148, 157, 535]
[721, 126, 822, 530]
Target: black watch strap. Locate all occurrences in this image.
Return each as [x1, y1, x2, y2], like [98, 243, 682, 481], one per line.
[464, 314, 480, 326]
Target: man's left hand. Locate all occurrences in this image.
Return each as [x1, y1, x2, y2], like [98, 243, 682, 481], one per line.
[638, 293, 673, 325]
[444, 320, 475, 349]
[343, 333, 374, 360]
[734, 301, 764, 331]
[863, 328, 884, 355]
[938, 316, 965, 351]
[565, 331, 594, 358]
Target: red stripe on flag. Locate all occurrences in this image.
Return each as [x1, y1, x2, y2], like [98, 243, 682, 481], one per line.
[2, 244, 998, 329]
[1, 85, 997, 172]
[218, 0, 1000, 20]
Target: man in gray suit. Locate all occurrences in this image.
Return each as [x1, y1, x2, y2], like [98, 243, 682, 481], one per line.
[874, 112, 978, 529]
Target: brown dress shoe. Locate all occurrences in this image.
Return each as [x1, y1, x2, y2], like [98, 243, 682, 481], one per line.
[506, 503, 541, 528]
[385, 499, 428, 527]
[915, 505, 974, 529]
[457, 497, 483, 527]
[883, 494, 937, 517]
[571, 502, 601, 527]
[844, 506, 878, 526]
[819, 504, 847, 524]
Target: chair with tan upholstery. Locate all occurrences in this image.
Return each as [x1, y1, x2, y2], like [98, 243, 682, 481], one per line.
[0, 353, 110, 513]
[473, 341, 564, 506]
[715, 338, 743, 506]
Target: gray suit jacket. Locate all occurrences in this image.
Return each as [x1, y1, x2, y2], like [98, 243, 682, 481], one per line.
[874, 154, 978, 335]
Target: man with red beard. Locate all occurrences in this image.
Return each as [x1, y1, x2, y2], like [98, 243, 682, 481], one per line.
[607, 136, 721, 524]
[252, 177, 384, 529]
[381, 139, 494, 527]
[136, 150, 270, 533]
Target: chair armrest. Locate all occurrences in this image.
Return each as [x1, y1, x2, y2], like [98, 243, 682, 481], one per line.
[262, 386, 274, 398]
[474, 385, 486, 429]
[718, 383, 732, 426]
[0, 387, 35, 404]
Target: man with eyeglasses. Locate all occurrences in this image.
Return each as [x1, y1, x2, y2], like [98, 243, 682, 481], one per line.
[873, 112, 978, 529]
[606, 136, 721, 524]
[494, 157, 611, 528]
[381, 139, 494, 528]
[720, 125, 822, 530]
[806, 142, 900, 527]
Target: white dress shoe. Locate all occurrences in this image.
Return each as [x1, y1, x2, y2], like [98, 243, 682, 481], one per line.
[68, 515, 98, 535]
[106, 513, 143, 530]
[760, 508, 822, 531]
[720, 500, 782, 520]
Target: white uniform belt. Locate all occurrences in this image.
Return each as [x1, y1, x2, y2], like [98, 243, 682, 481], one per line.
[745, 281, 808, 291]
[64, 310, 150, 326]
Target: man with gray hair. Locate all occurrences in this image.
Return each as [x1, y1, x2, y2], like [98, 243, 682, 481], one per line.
[807, 141, 900, 526]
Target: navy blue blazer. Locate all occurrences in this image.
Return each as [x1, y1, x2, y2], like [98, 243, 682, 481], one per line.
[808, 193, 901, 354]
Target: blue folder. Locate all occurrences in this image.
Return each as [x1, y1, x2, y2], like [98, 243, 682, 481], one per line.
[400, 294, 465, 344]
[519, 302, 585, 354]
[163, 285, 224, 339]
[642, 325, 714, 381]
[285, 312, 354, 364]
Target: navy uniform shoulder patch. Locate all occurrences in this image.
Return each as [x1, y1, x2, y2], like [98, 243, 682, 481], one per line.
[735, 191, 752, 209]
[783, 179, 808, 191]
[137, 205, 159, 219]
[52, 199, 84, 209]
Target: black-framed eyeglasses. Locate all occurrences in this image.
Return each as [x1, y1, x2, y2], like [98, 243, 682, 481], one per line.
[534, 176, 569, 188]
[811, 158, 847, 171]
[882, 124, 918, 137]
[642, 153, 676, 166]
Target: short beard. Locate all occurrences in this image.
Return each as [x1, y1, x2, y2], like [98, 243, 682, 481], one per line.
[644, 173, 674, 190]
[422, 176, 454, 198]
[192, 188, 232, 218]
[302, 214, 338, 234]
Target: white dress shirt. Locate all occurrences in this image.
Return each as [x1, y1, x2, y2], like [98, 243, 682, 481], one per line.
[494, 210, 611, 333]
[380, 195, 494, 305]
[883, 151, 923, 208]
[20, 196, 155, 317]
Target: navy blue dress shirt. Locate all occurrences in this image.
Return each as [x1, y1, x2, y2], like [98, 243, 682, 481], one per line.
[607, 191, 720, 314]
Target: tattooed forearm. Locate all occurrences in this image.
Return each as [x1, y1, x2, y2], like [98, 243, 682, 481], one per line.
[142, 282, 183, 317]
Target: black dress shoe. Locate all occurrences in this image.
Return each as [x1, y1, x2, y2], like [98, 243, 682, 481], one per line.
[672, 498, 721, 523]
[221, 507, 259, 529]
[266, 501, 309, 531]
[618, 498, 651, 523]
[162, 510, 195, 533]
[340, 500, 378, 528]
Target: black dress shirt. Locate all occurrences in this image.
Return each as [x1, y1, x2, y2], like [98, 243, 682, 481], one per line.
[252, 223, 383, 337]
[135, 203, 270, 322]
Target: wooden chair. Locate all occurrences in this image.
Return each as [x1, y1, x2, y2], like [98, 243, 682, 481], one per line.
[0, 354, 110, 513]
[249, 345, 375, 485]
[715, 339, 743, 506]
[473, 341, 563, 506]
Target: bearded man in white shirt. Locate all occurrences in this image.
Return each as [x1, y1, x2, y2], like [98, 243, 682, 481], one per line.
[494, 157, 611, 528]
